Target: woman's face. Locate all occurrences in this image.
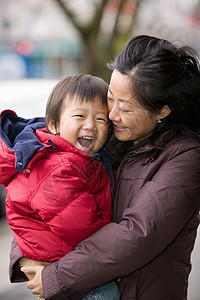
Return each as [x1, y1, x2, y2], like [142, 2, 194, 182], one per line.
[108, 70, 160, 144]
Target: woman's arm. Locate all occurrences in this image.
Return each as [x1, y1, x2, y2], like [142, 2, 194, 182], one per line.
[10, 142, 200, 299]
[9, 238, 27, 282]
[9, 238, 49, 280]
[10, 239, 49, 298]
[39, 145, 200, 300]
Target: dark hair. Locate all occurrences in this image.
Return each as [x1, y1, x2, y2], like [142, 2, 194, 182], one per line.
[46, 74, 108, 131]
[107, 35, 200, 136]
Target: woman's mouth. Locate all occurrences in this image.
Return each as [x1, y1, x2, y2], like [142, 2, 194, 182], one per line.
[113, 124, 127, 131]
[78, 136, 95, 148]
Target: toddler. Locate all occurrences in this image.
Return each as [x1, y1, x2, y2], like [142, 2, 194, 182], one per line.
[0, 74, 119, 300]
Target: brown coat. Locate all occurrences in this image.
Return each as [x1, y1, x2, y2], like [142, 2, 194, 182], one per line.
[10, 130, 200, 300]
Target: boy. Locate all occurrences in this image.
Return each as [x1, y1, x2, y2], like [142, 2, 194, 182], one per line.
[0, 74, 119, 299]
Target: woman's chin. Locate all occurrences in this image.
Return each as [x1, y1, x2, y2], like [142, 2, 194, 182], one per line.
[114, 131, 132, 141]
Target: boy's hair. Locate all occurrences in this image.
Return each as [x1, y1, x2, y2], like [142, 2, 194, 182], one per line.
[46, 74, 108, 131]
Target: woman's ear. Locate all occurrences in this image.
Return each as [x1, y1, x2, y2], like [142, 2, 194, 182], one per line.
[157, 105, 171, 121]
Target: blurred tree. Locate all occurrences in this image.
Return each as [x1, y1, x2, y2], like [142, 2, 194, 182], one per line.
[53, 0, 143, 81]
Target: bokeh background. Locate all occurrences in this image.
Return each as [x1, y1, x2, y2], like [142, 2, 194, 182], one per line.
[0, 0, 200, 81]
[0, 1, 200, 299]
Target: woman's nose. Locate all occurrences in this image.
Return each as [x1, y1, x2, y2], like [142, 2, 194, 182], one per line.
[109, 103, 120, 122]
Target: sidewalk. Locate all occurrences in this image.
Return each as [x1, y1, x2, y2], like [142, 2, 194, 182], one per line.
[0, 218, 35, 299]
[0, 217, 200, 299]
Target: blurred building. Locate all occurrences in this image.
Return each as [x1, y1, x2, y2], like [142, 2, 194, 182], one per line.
[0, 0, 199, 80]
[135, 0, 200, 50]
[0, 0, 82, 79]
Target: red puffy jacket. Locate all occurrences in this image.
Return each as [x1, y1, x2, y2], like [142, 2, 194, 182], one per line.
[0, 110, 112, 261]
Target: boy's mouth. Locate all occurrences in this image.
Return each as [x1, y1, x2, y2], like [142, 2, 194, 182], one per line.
[78, 136, 95, 148]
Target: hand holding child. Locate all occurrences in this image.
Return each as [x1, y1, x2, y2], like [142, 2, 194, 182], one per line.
[19, 257, 49, 297]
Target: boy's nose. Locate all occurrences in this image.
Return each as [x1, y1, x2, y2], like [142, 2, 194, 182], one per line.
[83, 119, 96, 130]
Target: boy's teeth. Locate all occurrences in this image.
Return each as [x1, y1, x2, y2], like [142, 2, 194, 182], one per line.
[78, 136, 94, 147]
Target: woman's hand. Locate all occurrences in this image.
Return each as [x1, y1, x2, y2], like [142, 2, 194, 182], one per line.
[19, 257, 49, 280]
[19, 258, 50, 297]
[21, 264, 45, 298]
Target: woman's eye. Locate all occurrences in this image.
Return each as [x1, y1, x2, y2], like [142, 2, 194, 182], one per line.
[107, 97, 114, 103]
[119, 107, 130, 113]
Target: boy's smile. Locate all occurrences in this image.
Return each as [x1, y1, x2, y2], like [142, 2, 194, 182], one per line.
[78, 136, 95, 148]
[51, 95, 109, 155]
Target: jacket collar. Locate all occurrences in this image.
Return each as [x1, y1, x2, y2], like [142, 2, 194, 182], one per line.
[106, 128, 180, 170]
[0, 110, 46, 173]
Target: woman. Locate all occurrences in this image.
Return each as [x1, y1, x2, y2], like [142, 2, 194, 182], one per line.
[9, 35, 200, 299]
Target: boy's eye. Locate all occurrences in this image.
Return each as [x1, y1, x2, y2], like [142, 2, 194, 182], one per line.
[97, 117, 107, 122]
[73, 115, 85, 118]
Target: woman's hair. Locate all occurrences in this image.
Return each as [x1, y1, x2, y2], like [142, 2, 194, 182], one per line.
[46, 74, 108, 131]
[107, 35, 200, 135]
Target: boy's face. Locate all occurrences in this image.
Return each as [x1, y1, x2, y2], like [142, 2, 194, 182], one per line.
[53, 96, 109, 155]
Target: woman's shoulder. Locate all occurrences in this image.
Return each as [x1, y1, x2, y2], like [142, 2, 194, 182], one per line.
[159, 131, 200, 167]
[167, 131, 200, 150]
